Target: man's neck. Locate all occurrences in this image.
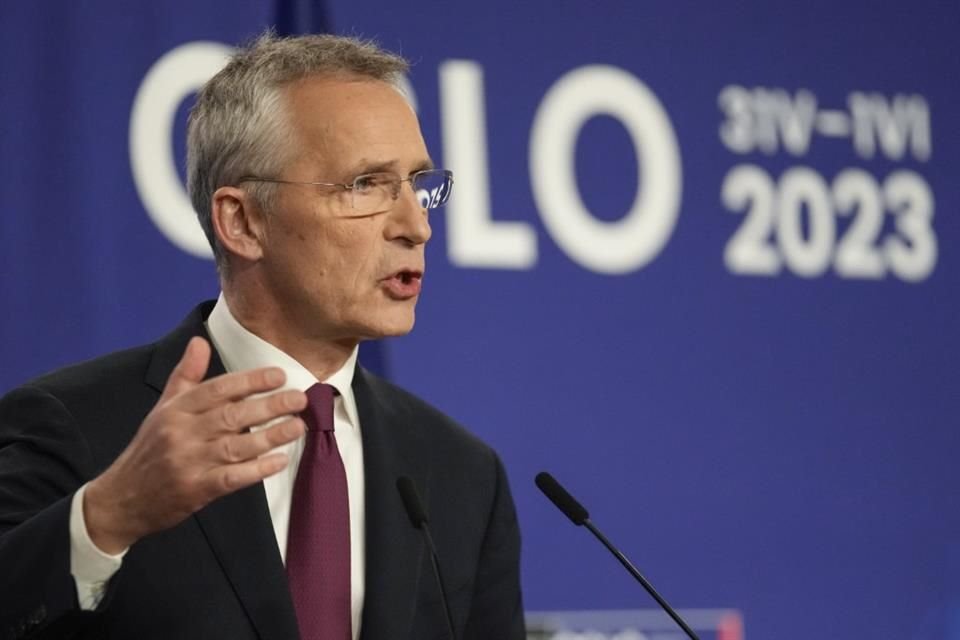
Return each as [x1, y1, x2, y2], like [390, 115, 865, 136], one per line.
[222, 289, 358, 382]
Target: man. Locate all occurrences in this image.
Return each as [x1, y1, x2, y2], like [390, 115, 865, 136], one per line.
[0, 33, 524, 640]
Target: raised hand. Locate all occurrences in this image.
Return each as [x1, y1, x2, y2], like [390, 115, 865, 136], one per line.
[83, 336, 307, 554]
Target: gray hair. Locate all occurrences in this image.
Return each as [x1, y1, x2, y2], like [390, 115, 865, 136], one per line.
[186, 31, 409, 266]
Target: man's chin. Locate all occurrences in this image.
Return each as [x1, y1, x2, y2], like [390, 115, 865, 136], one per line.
[357, 313, 416, 341]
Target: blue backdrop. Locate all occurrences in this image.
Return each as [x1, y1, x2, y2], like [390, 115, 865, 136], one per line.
[2, 2, 958, 638]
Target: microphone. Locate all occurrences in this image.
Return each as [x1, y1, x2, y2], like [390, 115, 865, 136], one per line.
[535, 472, 700, 640]
[396, 477, 457, 640]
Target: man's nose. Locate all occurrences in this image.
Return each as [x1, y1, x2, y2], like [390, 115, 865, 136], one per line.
[385, 181, 432, 245]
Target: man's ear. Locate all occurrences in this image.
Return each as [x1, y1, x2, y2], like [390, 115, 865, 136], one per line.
[210, 186, 266, 263]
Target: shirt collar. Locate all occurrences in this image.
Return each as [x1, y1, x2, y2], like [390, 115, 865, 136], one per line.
[205, 293, 360, 429]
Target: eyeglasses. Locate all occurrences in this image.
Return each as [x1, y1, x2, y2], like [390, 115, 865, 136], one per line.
[238, 169, 454, 217]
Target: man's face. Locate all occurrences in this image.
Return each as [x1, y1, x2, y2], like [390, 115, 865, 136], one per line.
[256, 75, 433, 344]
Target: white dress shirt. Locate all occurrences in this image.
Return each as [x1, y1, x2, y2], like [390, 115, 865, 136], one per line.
[69, 295, 367, 640]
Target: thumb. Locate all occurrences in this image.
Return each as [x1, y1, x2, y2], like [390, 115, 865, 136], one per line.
[162, 336, 211, 398]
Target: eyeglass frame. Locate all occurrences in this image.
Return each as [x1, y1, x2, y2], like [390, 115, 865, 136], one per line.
[236, 168, 454, 216]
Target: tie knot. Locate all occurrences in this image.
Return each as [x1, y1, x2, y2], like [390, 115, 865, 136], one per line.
[303, 383, 336, 433]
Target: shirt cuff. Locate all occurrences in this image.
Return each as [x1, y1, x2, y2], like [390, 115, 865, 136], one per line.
[69, 483, 127, 610]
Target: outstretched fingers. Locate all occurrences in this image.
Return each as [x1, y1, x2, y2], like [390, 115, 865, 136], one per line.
[205, 452, 292, 497]
[176, 366, 292, 414]
[212, 417, 306, 464]
[210, 389, 308, 436]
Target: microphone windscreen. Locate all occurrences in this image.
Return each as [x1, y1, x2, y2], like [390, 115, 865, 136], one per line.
[396, 476, 429, 528]
[535, 472, 589, 525]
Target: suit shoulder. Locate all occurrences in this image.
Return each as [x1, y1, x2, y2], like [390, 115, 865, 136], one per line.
[16, 342, 158, 401]
[5, 302, 211, 404]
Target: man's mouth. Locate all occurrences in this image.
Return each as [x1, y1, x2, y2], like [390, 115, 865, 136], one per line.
[381, 269, 423, 300]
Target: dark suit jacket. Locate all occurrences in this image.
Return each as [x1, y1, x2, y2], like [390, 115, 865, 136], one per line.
[0, 303, 524, 640]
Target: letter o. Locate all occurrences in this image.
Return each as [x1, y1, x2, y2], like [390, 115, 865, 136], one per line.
[129, 42, 234, 259]
[530, 65, 682, 274]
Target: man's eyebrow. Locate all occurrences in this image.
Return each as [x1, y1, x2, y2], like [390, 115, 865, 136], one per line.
[412, 159, 436, 173]
[349, 160, 396, 176]
[346, 158, 436, 177]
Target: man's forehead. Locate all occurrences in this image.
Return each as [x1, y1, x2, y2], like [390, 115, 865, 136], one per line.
[284, 77, 419, 137]
[281, 75, 429, 177]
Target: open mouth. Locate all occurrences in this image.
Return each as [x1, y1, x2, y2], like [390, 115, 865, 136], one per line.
[382, 269, 423, 299]
[397, 270, 421, 285]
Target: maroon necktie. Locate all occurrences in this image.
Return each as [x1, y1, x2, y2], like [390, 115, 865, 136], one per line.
[286, 383, 351, 640]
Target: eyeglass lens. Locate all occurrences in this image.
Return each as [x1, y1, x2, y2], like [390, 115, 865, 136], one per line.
[413, 172, 452, 209]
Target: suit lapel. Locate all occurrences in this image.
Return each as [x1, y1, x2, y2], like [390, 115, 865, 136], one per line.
[354, 368, 430, 640]
[145, 303, 299, 640]
[192, 485, 299, 639]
